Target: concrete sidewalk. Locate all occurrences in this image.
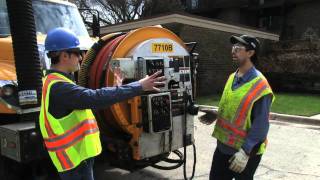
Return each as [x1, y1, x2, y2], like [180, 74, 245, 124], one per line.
[311, 114, 320, 119]
[92, 114, 320, 180]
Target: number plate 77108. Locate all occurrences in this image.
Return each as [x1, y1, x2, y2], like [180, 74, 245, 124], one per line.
[151, 43, 173, 53]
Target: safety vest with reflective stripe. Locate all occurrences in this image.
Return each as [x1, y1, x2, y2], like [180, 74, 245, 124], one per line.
[39, 72, 101, 172]
[213, 72, 274, 154]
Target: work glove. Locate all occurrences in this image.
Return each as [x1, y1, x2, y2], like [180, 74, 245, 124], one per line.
[228, 148, 249, 173]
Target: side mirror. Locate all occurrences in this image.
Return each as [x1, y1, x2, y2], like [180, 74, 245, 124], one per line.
[79, 9, 101, 38]
[92, 14, 100, 38]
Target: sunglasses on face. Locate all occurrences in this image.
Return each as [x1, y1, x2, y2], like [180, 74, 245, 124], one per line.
[66, 50, 82, 57]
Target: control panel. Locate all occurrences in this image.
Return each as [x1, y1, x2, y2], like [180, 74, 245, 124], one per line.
[141, 92, 172, 133]
[138, 57, 164, 77]
[110, 55, 193, 133]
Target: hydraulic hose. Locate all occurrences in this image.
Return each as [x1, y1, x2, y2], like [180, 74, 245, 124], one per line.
[151, 150, 184, 170]
[79, 28, 197, 176]
[78, 32, 129, 143]
[81, 33, 128, 134]
[183, 92, 197, 180]
[88, 34, 126, 128]
[78, 47, 98, 87]
[79, 32, 124, 87]
[151, 93, 197, 179]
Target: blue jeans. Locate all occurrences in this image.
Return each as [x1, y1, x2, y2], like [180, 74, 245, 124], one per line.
[58, 158, 95, 180]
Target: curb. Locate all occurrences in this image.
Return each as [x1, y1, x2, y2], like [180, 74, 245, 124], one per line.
[198, 105, 320, 126]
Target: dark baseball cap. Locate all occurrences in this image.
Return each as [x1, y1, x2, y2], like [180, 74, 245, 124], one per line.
[230, 35, 260, 63]
[230, 35, 260, 53]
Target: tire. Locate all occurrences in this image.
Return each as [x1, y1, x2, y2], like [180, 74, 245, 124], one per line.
[0, 156, 20, 180]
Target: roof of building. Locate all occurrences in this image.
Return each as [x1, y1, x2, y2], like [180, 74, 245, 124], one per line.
[100, 13, 279, 41]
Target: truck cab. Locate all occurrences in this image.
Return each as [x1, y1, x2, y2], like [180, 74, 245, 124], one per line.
[0, 0, 94, 114]
[0, 1, 97, 179]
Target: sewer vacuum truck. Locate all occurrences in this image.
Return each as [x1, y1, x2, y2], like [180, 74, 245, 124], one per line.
[0, 0, 199, 179]
[78, 26, 199, 172]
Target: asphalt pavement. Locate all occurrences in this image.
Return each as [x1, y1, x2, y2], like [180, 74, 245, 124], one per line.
[93, 113, 320, 180]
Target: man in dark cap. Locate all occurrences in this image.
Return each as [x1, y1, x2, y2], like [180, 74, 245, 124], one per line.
[204, 35, 275, 180]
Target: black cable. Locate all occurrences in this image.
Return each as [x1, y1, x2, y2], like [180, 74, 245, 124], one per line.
[183, 92, 188, 180]
[191, 144, 196, 179]
[163, 133, 166, 153]
[151, 161, 183, 170]
[169, 130, 173, 152]
[151, 150, 184, 170]
[163, 150, 183, 163]
[182, 91, 197, 180]
[152, 58, 197, 178]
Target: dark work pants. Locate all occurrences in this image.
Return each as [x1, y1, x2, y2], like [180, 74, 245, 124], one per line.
[209, 148, 262, 180]
[58, 158, 95, 180]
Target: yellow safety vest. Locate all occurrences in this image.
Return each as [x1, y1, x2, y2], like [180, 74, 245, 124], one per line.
[213, 72, 274, 154]
[39, 72, 101, 172]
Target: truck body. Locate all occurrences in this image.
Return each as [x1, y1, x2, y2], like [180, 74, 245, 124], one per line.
[0, 1, 198, 179]
[0, 0, 96, 178]
[0, 0, 93, 114]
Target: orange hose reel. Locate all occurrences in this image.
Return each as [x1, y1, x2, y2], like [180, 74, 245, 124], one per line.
[85, 26, 188, 160]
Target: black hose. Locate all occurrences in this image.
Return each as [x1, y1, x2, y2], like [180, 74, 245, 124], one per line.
[151, 150, 184, 170]
[191, 144, 196, 179]
[183, 92, 188, 180]
[162, 150, 183, 163]
[183, 92, 197, 180]
[78, 38, 110, 87]
[78, 32, 124, 87]
[151, 162, 183, 170]
[78, 47, 98, 87]
[152, 92, 197, 178]
[6, 0, 43, 109]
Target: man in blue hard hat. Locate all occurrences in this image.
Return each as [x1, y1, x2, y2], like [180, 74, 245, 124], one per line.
[39, 27, 166, 180]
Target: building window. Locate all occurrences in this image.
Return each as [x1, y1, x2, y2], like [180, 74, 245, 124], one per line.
[191, 0, 198, 9]
[259, 0, 264, 5]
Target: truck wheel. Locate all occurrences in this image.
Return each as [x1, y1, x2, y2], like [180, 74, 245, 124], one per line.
[0, 156, 21, 180]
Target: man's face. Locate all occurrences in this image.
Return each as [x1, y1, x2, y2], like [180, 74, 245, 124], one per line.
[231, 43, 253, 67]
[61, 51, 82, 73]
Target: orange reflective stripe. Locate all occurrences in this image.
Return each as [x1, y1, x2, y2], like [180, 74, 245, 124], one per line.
[47, 128, 99, 152]
[44, 113, 54, 136]
[42, 75, 65, 136]
[46, 128, 99, 152]
[56, 151, 73, 170]
[234, 79, 268, 126]
[232, 79, 263, 123]
[45, 119, 97, 141]
[227, 134, 245, 146]
[216, 119, 247, 137]
[61, 151, 74, 169]
[44, 120, 99, 151]
[42, 74, 69, 136]
[42, 74, 75, 170]
[228, 135, 235, 145]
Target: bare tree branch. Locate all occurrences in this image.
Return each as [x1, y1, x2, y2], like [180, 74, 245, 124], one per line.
[75, 0, 185, 26]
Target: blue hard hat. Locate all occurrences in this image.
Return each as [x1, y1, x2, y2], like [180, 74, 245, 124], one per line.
[45, 28, 80, 52]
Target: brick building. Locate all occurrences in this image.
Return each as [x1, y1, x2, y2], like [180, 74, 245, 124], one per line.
[183, 0, 320, 92]
[183, 0, 320, 40]
[99, 14, 278, 95]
